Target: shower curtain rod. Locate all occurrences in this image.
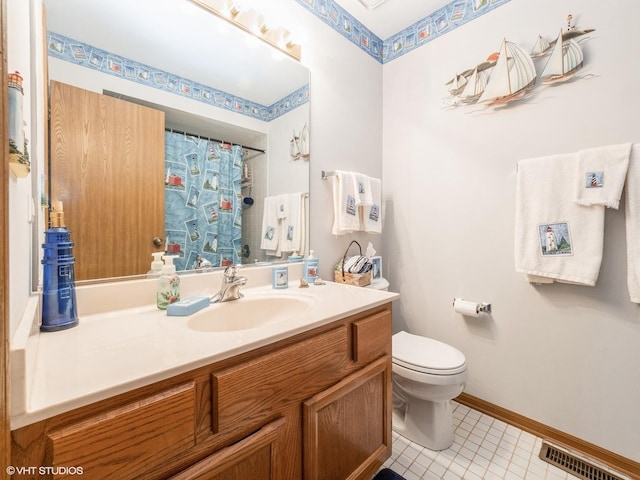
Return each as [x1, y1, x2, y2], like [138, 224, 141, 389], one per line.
[165, 128, 266, 154]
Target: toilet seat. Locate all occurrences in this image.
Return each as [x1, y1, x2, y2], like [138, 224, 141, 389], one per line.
[393, 331, 467, 375]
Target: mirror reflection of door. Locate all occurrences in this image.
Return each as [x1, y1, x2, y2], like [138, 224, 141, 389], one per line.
[49, 81, 165, 280]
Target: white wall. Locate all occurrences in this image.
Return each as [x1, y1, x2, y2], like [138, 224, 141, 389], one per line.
[268, 104, 309, 197]
[382, 0, 640, 462]
[293, 5, 384, 276]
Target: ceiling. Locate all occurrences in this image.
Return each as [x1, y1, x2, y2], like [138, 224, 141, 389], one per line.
[336, 0, 452, 39]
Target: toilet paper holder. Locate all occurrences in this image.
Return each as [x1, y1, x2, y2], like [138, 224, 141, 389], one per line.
[452, 298, 492, 314]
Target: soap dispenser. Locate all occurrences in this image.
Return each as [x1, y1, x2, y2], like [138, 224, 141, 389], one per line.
[157, 255, 180, 310]
[147, 252, 164, 278]
[41, 201, 79, 331]
[303, 250, 319, 284]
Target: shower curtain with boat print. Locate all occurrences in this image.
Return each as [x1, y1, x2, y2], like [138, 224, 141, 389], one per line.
[164, 131, 243, 271]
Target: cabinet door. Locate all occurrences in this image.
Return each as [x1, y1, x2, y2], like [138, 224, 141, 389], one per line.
[49, 80, 165, 280]
[303, 356, 392, 480]
[169, 417, 286, 480]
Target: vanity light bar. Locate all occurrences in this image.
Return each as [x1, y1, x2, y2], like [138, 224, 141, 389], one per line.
[188, 0, 302, 62]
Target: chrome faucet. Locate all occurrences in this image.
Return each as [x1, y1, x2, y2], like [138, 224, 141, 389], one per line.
[211, 264, 247, 303]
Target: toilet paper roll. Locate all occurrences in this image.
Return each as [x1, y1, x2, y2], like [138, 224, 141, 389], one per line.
[453, 298, 479, 317]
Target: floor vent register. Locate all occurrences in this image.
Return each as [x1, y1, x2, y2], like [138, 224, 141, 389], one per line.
[539, 442, 632, 480]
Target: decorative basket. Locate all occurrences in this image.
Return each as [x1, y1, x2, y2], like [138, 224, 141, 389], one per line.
[334, 240, 372, 287]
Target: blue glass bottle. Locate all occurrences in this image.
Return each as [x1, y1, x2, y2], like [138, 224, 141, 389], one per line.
[41, 205, 79, 331]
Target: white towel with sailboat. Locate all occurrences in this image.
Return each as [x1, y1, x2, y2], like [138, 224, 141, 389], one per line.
[625, 145, 640, 303]
[574, 143, 631, 209]
[261, 195, 280, 254]
[278, 192, 306, 254]
[362, 177, 382, 234]
[515, 153, 605, 286]
[332, 170, 361, 235]
[352, 172, 373, 207]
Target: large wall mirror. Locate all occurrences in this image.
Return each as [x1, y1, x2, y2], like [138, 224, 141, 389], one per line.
[43, 0, 310, 282]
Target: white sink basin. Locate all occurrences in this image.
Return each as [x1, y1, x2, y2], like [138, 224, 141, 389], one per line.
[187, 295, 315, 332]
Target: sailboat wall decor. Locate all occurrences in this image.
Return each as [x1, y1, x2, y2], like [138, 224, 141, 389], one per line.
[443, 14, 595, 111]
[477, 39, 536, 106]
[540, 31, 584, 84]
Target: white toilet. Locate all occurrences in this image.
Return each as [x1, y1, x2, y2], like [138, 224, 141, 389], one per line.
[392, 330, 468, 451]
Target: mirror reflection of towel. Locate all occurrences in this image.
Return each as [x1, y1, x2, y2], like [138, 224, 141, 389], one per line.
[260, 196, 279, 252]
[279, 193, 305, 254]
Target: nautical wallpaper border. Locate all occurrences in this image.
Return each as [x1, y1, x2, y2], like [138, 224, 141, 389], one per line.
[46, 32, 309, 123]
[294, 0, 511, 64]
[47, 0, 511, 117]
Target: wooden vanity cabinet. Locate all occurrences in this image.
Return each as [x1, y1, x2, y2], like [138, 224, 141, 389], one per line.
[11, 304, 392, 479]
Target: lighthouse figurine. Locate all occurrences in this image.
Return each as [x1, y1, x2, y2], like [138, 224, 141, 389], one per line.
[41, 201, 79, 331]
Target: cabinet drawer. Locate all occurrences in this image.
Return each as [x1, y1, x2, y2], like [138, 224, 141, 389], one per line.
[48, 382, 196, 479]
[352, 308, 391, 364]
[213, 326, 349, 434]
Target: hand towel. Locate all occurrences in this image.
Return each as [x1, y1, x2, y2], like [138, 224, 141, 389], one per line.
[276, 193, 288, 220]
[574, 143, 631, 209]
[260, 195, 280, 252]
[361, 177, 382, 234]
[332, 170, 360, 235]
[279, 193, 305, 253]
[625, 144, 640, 303]
[515, 153, 605, 286]
[352, 172, 373, 206]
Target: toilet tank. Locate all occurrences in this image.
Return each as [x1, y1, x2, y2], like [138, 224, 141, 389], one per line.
[366, 277, 389, 291]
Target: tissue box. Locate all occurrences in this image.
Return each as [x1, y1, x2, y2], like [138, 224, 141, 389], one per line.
[166, 296, 210, 316]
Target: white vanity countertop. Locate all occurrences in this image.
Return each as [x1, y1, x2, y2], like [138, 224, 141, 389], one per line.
[11, 279, 398, 430]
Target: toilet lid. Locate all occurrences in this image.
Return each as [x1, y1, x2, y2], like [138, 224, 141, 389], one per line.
[392, 331, 467, 375]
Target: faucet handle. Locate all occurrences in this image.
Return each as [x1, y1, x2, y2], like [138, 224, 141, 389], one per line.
[223, 264, 241, 278]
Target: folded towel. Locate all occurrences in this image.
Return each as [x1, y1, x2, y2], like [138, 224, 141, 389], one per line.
[332, 170, 360, 235]
[625, 144, 640, 303]
[574, 143, 631, 209]
[515, 153, 605, 286]
[279, 193, 305, 254]
[260, 196, 280, 252]
[362, 177, 382, 234]
[352, 172, 373, 206]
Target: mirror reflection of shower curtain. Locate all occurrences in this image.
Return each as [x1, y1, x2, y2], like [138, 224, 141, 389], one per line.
[164, 131, 243, 271]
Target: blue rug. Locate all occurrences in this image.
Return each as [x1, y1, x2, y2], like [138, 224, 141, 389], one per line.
[373, 468, 406, 480]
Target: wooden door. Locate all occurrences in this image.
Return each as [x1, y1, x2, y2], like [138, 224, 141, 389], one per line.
[303, 356, 392, 480]
[49, 80, 165, 280]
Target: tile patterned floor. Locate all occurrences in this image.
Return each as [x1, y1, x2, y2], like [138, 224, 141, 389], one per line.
[381, 401, 582, 480]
